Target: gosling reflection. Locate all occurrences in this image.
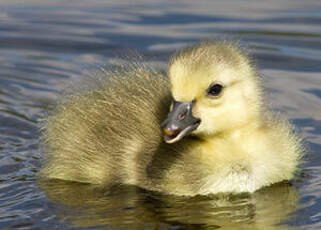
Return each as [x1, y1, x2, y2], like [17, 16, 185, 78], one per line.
[39, 181, 299, 230]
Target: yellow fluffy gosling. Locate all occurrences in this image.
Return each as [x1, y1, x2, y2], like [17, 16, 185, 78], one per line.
[39, 41, 303, 196]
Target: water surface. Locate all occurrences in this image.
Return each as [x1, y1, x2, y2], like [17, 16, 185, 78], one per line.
[0, 0, 321, 229]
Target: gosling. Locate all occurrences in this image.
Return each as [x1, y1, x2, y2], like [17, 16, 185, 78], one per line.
[39, 41, 303, 196]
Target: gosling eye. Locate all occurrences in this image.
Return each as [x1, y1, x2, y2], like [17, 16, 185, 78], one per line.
[207, 83, 224, 97]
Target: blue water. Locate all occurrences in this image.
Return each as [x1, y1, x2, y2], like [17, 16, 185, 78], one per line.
[0, 1, 321, 229]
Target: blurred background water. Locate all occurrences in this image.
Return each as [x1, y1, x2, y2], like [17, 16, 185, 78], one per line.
[0, 0, 320, 229]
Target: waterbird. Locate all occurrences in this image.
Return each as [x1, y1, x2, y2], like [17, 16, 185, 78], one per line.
[39, 40, 303, 196]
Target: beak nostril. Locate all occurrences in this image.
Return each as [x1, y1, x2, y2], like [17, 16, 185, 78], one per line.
[178, 114, 185, 121]
[177, 111, 187, 121]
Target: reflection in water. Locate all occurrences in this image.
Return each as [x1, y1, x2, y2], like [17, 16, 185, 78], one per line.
[40, 180, 298, 230]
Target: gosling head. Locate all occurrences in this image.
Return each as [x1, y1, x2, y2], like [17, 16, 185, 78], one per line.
[161, 41, 263, 144]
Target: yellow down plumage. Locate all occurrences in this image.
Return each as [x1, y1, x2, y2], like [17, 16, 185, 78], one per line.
[39, 41, 303, 196]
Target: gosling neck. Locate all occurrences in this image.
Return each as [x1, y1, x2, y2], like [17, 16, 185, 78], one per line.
[199, 115, 262, 142]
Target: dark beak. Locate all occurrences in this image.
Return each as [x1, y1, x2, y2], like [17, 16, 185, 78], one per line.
[161, 100, 201, 144]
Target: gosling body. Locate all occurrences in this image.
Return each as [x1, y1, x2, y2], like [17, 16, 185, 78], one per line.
[39, 41, 302, 196]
